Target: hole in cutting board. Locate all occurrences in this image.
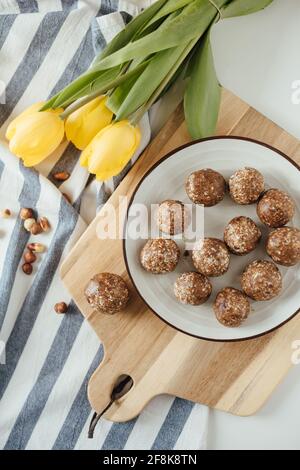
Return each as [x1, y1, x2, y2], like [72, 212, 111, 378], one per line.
[88, 374, 134, 438]
[112, 374, 134, 401]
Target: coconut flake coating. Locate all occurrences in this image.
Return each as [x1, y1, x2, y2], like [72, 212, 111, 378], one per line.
[266, 226, 300, 267]
[229, 167, 264, 205]
[214, 287, 250, 328]
[140, 238, 180, 274]
[241, 260, 282, 301]
[174, 272, 212, 305]
[185, 169, 226, 207]
[85, 273, 129, 314]
[192, 238, 230, 277]
[224, 216, 262, 255]
[157, 199, 188, 235]
[257, 188, 295, 228]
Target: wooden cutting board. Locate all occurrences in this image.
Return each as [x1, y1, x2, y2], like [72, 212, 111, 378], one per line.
[61, 89, 300, 421]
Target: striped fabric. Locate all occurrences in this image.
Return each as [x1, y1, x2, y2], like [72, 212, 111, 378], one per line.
[0, 0, 209, 450]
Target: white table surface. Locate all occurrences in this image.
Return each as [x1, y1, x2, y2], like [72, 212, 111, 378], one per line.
[146, 0, 300, 450]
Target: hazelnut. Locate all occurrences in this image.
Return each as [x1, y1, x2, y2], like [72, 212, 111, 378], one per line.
[39, 217, 51, 232]
[20, 208, 34, 220]
[27, 242, 46, 253]
[54, 302, 68, 314]
[23, 250, 37, 263]
[24, 218, 36, 232]
[22, 263, 33, 275]
[54, 171, 70, 181]
[30, 222, 43, 235]
[0, 209, 11, 218]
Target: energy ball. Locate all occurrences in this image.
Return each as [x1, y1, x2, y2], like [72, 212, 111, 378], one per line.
[241, 260, 282, 301]
[174, 272, 212, 305]
[185, 168, 226, 207]
[140, 238, 180, 274]
[85, 273, 129, 314]
[257, 188, 295, 228]
[224, 216, 262, 255]
[156, 199, 188, 235]
[266, 226, 300, 267]
[214, 287, 250, 328]
[192, 238, 230, 277]
[229, 167, 264, 204]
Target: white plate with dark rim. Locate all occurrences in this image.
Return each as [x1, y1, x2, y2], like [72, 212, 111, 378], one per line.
[123, 137, 300, 342]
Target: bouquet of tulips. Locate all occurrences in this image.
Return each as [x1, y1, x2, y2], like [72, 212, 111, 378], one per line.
[6, 0, 273, 181]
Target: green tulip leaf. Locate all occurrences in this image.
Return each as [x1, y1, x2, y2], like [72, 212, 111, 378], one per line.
[221, 0, 274, 18]
[41, 0, 275, 118]
[40, 70, 114, 110]
[145, 0, 194, 29]
[52, 68, 121, 109]
[107, 75, 139, 115]
[114, 42, 192, 120]
[184, 31, 220, 139]
[96, 0, 168, 61]
[157, 59, 188, 100]
[41, 0, 168, 110]
[60, 61, 150, 110]
[92, 0, 224, 71]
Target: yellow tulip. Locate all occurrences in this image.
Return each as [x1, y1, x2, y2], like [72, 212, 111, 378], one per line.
[65, 96, 113, 150]
[6, 102, 44, 140]
[80, 120, 141, 181]
[6, 102, 64, 167]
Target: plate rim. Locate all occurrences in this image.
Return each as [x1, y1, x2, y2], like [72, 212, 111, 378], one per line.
[123, 135, 300, 342]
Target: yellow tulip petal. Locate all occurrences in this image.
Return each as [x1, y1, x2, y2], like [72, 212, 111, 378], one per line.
[65, 96, 113, 150]
[6, 102, 45, 140]
[82, 120, 141, 181]
[9, 111, 64, 166]
[94, 165, 126, 181]
[80, 144, 92, 167]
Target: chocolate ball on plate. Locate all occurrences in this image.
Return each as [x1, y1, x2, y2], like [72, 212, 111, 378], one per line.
[214, 287, 250, 328]
[85, 273, 129, 314]
[229, 167, 264, 205]
[241, 260, 282, 301]
[257, 188, 295, 228]
[156, 199, 188, 235]
[192, 238, 230, 277]
[185, 169, 226, 207]
[174, 272, 212, 305]
[224, 216, 262, 255]
[266, 226, 300, 267]
[140, 238, 180, 274]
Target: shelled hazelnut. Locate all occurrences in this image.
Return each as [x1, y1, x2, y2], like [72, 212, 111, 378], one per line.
[39, 217, 51, 232]
[27, 242, 46, 253]
[0, 209, 11, 218]
[23, 250, 37, 264]
[54, 302, 69, 314]
[24, 217, 36, 232]
[20, 208, 34, 220]
[22, 263, 33, 275]
[54, 171, 70, 181]
[30, 222, 43, 235]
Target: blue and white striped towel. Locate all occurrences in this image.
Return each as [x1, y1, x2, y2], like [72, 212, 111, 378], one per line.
[0, 0, 209, 450]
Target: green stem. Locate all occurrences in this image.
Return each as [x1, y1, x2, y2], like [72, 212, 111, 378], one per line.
[60, 61, 149, 119]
